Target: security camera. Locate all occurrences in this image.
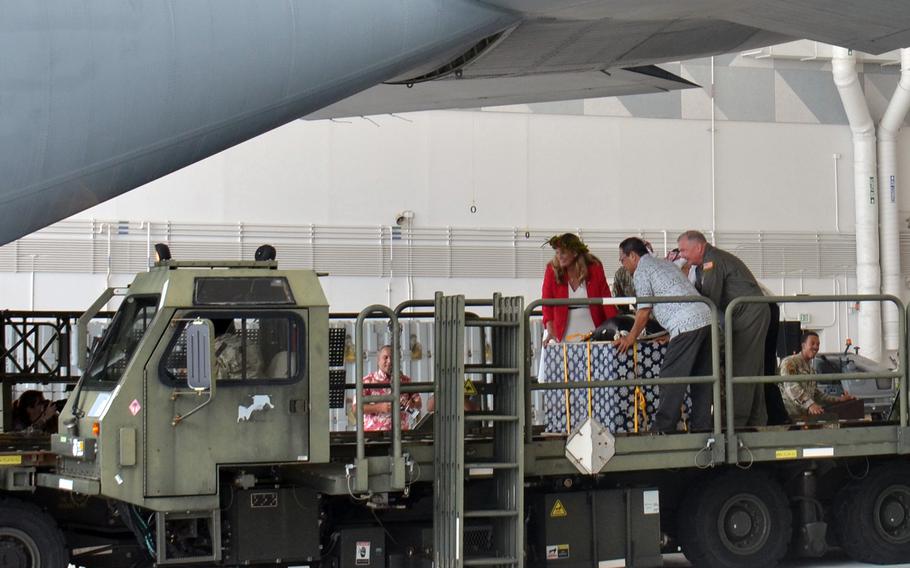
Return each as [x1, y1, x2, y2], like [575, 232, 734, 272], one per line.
[396, 210, 415, 225]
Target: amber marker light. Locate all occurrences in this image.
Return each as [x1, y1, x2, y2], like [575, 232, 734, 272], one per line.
[92, 422, 101, 436]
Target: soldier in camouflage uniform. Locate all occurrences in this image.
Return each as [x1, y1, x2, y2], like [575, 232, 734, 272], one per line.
[779, 330, 858, 418]
[611, 266, 636, 315]
[213, 320, 263, 380]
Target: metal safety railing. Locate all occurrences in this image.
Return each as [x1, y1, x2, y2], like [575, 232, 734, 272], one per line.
[349, 297, 505, 493]
[392, 298, 496, 396]
[522, 295, 722, 444]
[724, 294, 907, 460]
[352, 305, 404, 492]
[1, 310, 114, 384]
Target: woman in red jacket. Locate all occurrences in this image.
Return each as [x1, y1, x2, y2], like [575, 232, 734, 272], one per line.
[542, 233, 618, 344]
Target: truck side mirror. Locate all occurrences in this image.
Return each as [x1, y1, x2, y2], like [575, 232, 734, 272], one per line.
[187, 319, 214, 390]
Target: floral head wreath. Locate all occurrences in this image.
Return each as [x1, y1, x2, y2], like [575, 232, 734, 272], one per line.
[544, 233, 589, 255]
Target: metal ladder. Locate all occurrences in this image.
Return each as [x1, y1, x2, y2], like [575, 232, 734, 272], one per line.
[351, 305, 406, 493]
[434, 293, 524, 567]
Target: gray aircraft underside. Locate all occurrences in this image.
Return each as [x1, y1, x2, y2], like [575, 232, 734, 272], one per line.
[2, 0, 909, 246]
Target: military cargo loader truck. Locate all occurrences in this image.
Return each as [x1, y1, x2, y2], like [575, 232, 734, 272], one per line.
[1, 248, 909, 568]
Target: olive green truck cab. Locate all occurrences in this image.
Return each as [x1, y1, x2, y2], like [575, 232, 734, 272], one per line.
[52, 259, 328, 507]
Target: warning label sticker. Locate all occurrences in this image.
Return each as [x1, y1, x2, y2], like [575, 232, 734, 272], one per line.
[643, 490, 660, 515]
[775, 449, 798, 460]
[545, 544, 571, 559]
[464, 379, 478, 396]
[550, 499, 568, 518]
[355, 541, 371, 565]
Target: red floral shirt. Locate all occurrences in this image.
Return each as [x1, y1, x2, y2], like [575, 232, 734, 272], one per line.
[355, 370, 420, 431]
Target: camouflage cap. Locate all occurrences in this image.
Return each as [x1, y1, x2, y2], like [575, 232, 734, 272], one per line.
[546, 233, 589, 254]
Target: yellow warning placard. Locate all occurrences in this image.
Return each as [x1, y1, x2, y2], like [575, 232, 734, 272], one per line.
[550, 499, 568, 518]
[464, 379, 478, 396]
[0, 455, 23, 465]
[775, 449, 798, 460]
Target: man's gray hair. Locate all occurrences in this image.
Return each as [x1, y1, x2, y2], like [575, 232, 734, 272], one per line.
[378, 344, 394, 356]
[677, 230, 708, 244]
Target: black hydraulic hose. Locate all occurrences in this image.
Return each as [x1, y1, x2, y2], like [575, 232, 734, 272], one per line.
[115, 502, 156, 560]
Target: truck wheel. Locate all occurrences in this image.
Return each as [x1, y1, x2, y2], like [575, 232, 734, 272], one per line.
[0, 497, 68, 568]
[834, 463, 910, 564]
[677, 471, 791, 568]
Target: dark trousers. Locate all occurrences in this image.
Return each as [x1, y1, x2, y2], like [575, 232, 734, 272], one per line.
[763, 303, 791, 426]
[731, 304, 770, 427]
[654, 325, 713, 433]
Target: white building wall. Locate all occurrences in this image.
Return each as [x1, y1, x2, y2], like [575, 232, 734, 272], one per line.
[79, 113, 887, 233]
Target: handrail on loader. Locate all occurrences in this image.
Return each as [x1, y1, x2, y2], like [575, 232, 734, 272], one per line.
[724, 294, 907, 461]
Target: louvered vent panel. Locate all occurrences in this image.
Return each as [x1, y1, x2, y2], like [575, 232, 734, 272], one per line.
[410, 246, 450, 277]
[0, 244, 16, 272]
[3, 220, 902, 281]
[13, 239, 94, 273]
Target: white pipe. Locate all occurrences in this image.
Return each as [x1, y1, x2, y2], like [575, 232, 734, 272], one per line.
[105, 224, 113, 311]
[844, 269, 852, 345]
[877, 48, 910, 352]
[833, 153, 841, 232]
[388, 225, 394, 306]
[407, 223, 414, 301]
[29, 255, 37, 310]
[141, 220, 151, 270]
[834, 278, 843, 347]
[832, 46, 882, 361]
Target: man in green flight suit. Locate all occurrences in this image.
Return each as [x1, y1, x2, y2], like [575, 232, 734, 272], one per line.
[677, 230, 769, 427]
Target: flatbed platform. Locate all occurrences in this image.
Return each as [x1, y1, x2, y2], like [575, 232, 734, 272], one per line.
[0, 432, 55, 467]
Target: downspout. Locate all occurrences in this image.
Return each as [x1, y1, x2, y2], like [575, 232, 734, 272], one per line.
[832, 47, 882, 362]
[877, 48, 910, 353]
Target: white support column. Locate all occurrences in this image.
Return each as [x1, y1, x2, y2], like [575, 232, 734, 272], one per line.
[877, 48, 910, 353]
[832, 46, 882, 361]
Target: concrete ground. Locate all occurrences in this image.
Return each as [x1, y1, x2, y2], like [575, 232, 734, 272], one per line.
[70, 553, 897, 567]
[661, 551, 899, 567]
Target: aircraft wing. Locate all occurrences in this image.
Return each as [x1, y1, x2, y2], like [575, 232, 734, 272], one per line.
[310, 0, 909, 120]
[483, 0, 910, 56]
[307, 66, 697, 120]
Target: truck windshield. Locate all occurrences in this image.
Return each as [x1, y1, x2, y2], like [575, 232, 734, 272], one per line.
[83, 295, 159, 387]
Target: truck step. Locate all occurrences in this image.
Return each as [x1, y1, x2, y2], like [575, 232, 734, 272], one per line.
[464, 365, 518, 375]
[465, 414, 518, 422]
[463, 509, 519, 518]
[465, 461, 519, 470]
[463, 557, 519, 566]
[465, 319, 520, 328]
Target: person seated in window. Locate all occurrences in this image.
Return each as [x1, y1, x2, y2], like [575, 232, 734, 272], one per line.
[352, 345, 421, 431]
[11, 390, 60, 433]
[779, 331, 862, 420]
[212, 319, 262, 380]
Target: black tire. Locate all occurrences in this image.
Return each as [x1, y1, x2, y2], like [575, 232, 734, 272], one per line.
[677, 470, 791, 568]
[0, 497, 68, 568]
[833, 463, 910, 564]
